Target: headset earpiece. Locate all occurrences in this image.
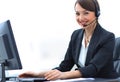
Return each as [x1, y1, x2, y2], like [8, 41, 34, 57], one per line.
[92, 0, 100, 17]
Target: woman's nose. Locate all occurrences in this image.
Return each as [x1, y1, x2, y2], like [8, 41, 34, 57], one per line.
[76, 15, 84, 21]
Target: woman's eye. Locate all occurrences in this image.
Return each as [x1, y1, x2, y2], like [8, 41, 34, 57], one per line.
[76, 12, 80, 16]
[84, 12, 89, 15]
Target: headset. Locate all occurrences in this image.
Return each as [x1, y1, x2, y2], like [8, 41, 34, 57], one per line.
[92, 0, 100, 17]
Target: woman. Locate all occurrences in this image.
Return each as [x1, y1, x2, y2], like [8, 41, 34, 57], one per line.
[19, 0, 119, 80]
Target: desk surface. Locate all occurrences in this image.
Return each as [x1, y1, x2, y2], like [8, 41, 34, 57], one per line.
[46, 78, 120, 82]
[6, 77, 120, 82]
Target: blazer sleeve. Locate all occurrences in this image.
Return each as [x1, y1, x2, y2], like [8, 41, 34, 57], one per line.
[53, 30, 79, 71]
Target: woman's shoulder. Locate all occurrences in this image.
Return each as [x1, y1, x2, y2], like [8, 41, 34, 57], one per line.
[72, 28, 83, 34]
[96, 23, 115, 37]
[95, 24, 115, 42]
[71, 29, 83, 37]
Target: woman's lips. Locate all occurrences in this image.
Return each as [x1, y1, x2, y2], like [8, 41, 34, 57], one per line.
[79, 22, 87, 27]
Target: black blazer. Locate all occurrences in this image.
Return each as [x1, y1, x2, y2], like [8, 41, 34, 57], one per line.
[55, 23, 119, 78]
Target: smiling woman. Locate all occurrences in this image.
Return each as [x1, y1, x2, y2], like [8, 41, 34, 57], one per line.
[18, 0, 119, 80]
[0, 0, 120, 79]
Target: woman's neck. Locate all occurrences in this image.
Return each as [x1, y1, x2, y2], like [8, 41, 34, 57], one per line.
[84, 20, 97, 38]
[84, 21, 97, 47]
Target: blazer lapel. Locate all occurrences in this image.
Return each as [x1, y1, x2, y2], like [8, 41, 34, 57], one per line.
[85, 24, 101, 65]
[75, 30, 84, 64]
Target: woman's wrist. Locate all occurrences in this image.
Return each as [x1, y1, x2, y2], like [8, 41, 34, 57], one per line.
[36, 71, 46, 77]
[60, 70, 82, 79]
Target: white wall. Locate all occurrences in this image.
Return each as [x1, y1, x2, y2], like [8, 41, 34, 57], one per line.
[98, 0, 120, 37]
[0, 0, 120, 75]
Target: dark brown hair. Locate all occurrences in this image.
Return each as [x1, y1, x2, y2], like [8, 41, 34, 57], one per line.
[74, 0, 100, 17]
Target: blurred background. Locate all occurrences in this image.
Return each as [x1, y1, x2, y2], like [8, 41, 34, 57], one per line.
[0, 0, 120, 75]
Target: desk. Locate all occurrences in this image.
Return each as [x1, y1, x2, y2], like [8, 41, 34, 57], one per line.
[46, 78, 120, 82]
[6, 77, 120, 82]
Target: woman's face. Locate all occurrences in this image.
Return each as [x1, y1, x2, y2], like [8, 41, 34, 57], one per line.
[75, 3, 96, 28]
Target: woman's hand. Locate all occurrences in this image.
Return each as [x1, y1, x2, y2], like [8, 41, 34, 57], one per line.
[19, 71, 39, 78]
[19, 69, 63, 80]
[19, 71, 46, 78]
[19, 69, 82, 81]
[44, 69, 82, 80]
[44, 69, 63, 80]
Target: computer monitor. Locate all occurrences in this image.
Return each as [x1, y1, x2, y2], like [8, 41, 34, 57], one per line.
[0, 20, 22, 82]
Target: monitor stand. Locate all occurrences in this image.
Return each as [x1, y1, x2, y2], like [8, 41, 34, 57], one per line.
[0, 62, 6, 82]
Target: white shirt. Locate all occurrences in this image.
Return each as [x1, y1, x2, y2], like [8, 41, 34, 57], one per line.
[78, 34, 89, 67]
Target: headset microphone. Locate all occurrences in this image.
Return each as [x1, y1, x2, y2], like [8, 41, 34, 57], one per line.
[83, 19, 96, 27]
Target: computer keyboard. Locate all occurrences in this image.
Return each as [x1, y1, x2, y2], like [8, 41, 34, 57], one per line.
[6, 77, 48, 82]
[18, 77, 48, 82]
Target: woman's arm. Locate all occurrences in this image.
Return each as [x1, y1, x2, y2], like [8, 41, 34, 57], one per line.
[19, 71, 46, 78]
[44, 69, 82, 80]
[19, 69, 82, 80]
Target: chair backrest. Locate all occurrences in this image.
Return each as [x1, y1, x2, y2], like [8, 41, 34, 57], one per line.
[113, 37, 120, 74]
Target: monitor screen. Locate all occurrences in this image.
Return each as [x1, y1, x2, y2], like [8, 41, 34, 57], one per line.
[0, 20, 22, 81]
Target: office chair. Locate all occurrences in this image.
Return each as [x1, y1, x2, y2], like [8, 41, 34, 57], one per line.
[113, 37, 120, 75]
